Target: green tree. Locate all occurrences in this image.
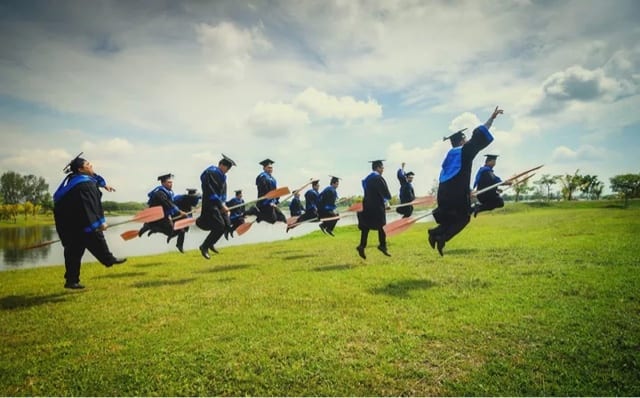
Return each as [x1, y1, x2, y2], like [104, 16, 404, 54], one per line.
[534, 174, 557, 202]
[609, 173, 640, 207]
[22, 174, 49, 205]
[0, 171, 24, 204]
[513, 178, 534, 202]
[557, 170, 583, 201]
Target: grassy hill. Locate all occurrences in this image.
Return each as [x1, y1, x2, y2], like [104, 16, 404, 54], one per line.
[1, 201, 639, 396]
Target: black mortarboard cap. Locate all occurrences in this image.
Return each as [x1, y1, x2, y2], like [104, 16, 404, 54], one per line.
[157, 173, 173, 182]
[220, 153, 237, 168]
[186, 188, 198, 195]
[329, 175, 341, 184]
[259, 158, 275, 166]
[406, 171, 415, 177]
[369, 159, 385, 169]
[63, 152, 86, 174]
[234, 189, 242, 195]
[311, 179, 320, 185]
[443, 128, 468, 144]
[484, 154, 499, 161]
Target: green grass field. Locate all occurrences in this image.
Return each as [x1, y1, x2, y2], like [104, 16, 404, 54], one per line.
[1, 201, 639, 396]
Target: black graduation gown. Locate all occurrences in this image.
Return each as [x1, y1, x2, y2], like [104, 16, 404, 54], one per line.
[397, 169, 416, 217]
[197, 167, 229, 231]
[476, 168, 502, 204]
[54, 180, 106, 243]
[54, 176, 118, 283]
[147, 188, 177, 236]
[289, 197, 303, 217]
[358, 173, 391, 230]
[436, 126, 494, 211]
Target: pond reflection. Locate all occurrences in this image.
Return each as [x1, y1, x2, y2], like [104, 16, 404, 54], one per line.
[0, 226, 56, 269]
[0, 212, 423, 271]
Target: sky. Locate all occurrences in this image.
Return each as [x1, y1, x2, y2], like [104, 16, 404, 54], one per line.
[0, 0, 639, 202]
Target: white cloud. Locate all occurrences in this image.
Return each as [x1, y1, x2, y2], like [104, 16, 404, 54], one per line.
[196, 21, 271, 81]
[551, 144, 606, 163]
[82, 138, 135, 155]
[293, 87, 382, 121]
[246, 101, 310, 137]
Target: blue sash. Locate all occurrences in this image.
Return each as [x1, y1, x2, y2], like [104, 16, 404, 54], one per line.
[53, 174, 96, 203]
[439, 147, 462, 183]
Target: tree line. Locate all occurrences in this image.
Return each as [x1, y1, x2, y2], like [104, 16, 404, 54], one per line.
[1, 169, 639, 222]
[0, 171, 145, 222]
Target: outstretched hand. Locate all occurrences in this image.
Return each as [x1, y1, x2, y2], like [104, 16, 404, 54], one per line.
[491, 106, 504, 119]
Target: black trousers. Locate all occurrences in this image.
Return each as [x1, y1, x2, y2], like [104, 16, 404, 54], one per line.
[62, 231, 118, 284]
[358, 228, 387, 249]
[319, 210, 338, 232]
[296, 209, 318, 223]
[255, 205, 286, 224]
[476, 197, 504, 213]
[396, 204, 414, 218]
[429, 206, 470, 243]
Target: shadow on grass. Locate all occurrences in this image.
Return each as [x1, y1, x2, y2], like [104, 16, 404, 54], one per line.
[370, 279, 437, 298]
[312, 264, 352, 272]
[132, 278, 196, 288]
[443, 248, 479, 255]
[0, 293, 68, 310]
[194, 264, 252, 274]
[132, 262, 166, 268]
[283, 254, 316, 261]
[96, 271, 147, 279]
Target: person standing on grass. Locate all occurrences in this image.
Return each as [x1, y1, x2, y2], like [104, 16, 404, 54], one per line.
[396, 162, 416, 218]
[471, 154, 512, 217]
[428, 106, 503, 256]
[137, 173, 187, 242]
[356, 160, 392, 259]
[245, 158, 286, 224]
[53, 153, 126, 290]
[172, 188, 201, 253]
[196, 154, 236, 260]
[226, 189, 246, 233]
[318, 176, 341, 236]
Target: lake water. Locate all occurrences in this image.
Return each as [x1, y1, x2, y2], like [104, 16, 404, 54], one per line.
[0, 212, 432, 271]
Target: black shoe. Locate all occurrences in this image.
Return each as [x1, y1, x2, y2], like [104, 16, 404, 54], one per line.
[176, 244, 184, 254]
[356, 246, 366, 259]
[428, 233, 436, 250]
[377, 245, 391, 257]
[167, 235, 174, 244]
[64, 282, 85, 290]
[199, 245, 210, 260]
[319, 224, 327, 235]
[105, 257, 127, 268]
[473, 205, 480, 218]
[326, 229, 335, 237]
[436, 239, 446, 257]
[209, 245, 219, 254]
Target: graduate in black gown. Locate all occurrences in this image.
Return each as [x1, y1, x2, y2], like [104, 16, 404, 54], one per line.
[318, 176, 340, 236]
[286, 180, 320, 233]
[246, 158, 286, 224]
[225, 189, 246, 232]
[289, 191, 303, 217]
[172, 188, 201, 253]
[356, 160, 392, 259]
[138, 173, 187, 240]
[53, 153, 126, 289]
[471, 154, 511, 217]
[428, 106, 503, 256]
[196, 154, 236, 260]
[396, 162, 416, 218]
